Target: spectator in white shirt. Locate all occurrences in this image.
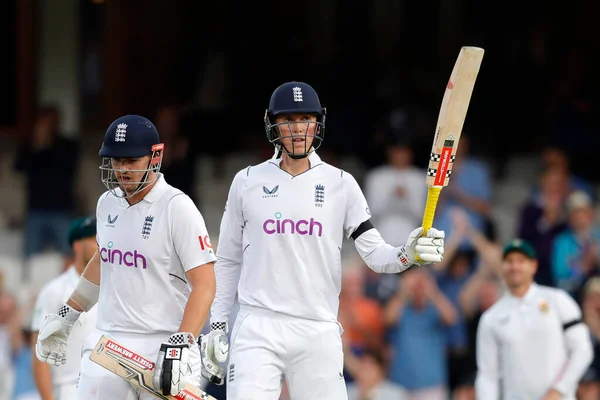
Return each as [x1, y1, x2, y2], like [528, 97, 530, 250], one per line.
[364, 132, 425, 247]
[475, 239, 593, 400]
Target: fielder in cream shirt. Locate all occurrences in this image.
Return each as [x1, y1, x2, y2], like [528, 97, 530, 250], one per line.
[31, 217, 98, 400]
[475, 239, 593, 400]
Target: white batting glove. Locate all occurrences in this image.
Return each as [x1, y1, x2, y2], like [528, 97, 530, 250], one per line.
[200, 322, 229, 385]
[35, 304, 81, 366]
[398, 227, 445, 268]
[154, 332, 196, 396]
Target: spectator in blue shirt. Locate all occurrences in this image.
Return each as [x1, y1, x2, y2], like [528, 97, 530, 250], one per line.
[384, 269, 458, 399]
[552, 190, 600, 300]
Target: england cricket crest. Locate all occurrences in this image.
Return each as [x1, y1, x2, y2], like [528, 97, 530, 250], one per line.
[142, 215, 154, 239]
[315, 184, 325, 207]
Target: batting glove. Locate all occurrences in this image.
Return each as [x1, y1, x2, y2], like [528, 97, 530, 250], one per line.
[399, 227, 445, 268]
[36, 304, 81, 366]
[154, 332, 196, 396]
[200, 322, 229, 385]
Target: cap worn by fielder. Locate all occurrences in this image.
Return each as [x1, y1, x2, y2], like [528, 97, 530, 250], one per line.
[67, 216, 97, 247]
[502, 238, 536, 260]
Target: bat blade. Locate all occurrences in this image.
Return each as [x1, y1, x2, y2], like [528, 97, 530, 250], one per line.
[90, 335, 217, 400]
[426, 46, 484, 188]
[420, 46, 484, 234]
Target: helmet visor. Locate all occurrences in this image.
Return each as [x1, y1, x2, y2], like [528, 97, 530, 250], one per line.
[99, 144, 164, 198]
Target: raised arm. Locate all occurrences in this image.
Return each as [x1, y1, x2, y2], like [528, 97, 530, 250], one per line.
[343, 172, 444, 273]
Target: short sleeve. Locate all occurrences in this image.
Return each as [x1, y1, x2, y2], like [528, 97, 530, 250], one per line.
[554, 289, 583, 325]
[169, 194, 217, 272]
[342, 172, 371, 239]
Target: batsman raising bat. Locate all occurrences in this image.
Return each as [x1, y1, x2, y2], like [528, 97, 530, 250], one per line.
[35, 115, 218, 399]
[204, 81, 445, 400]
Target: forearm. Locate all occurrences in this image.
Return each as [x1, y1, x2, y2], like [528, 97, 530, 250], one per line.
[431, 293, 458, 325]
[468, 229, 501, 269]
[552, 325, 594, 394]
[210, 257, 241, 325]
[384, 295, 406, 326]
[457, 193, 491, 216]
[67, 250, 100, 312]
[179, 285, 215, 337]
[354, 229, 406, 274]
[31, 334, 54, 400]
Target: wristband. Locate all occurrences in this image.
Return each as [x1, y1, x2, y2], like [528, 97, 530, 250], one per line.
[71, 276, 100, 312]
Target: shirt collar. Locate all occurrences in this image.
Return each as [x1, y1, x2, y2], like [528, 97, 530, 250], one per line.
[269, 150, 322, 168]
[141, 173, 167, 203]
[506, 282, 538, 302]
[114, 173, 167, 207]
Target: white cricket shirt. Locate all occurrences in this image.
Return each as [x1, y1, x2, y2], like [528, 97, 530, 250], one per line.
[32, 266, 98, 385]
[95, 173, 216, 335]
[211, 152, 373, 325]
[475, 283, 593, 400]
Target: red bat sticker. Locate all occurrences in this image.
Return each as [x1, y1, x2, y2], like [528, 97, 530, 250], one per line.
[434, 146, 453, 186]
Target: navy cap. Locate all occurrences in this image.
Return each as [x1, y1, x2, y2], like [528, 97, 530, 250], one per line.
[502, 238, 536, 259]
[99, 115, 160, 158]
[67, 216, 97, 247]
[267, 82, 323, 117]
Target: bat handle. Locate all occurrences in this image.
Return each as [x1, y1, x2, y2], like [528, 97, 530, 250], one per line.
[422, 186, 443, 232]
[415, 186, 443, 263]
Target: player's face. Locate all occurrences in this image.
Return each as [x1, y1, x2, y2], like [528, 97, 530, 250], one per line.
[110, 156, 152, 194]
[274, 113, 318, 154]
[502, 252, 537, 289]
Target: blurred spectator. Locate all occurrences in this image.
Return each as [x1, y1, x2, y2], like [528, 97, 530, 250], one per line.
[0, 293, 16, 400]
[338, 264, 384, 354]
[538, 145, 595, 200]
[433, 135, 493, 249]
[30, 216, 98, 400]
[364, 131, 425, 247]
[580, 277, 600, 400]
[14, 106, 77, 260]
[552, 190, 600, 299]
[12, 326, 39, 400]
[154, 105, 198, 204]
[344, 347, 408, 400]
[363, 267, 398, 306]
[0, 292, 39, 400]
[518, 167, 569, 286]
[384, 268, 457, 399]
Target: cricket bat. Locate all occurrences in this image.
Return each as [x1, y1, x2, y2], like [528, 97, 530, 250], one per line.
[90, 335, 217, 400]
[419, 46, 484, 246]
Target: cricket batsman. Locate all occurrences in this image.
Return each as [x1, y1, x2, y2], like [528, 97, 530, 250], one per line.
[35, 114, 217, 399]
[200, 81, 446, 399]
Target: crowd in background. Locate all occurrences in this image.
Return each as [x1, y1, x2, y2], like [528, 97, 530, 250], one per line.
[1, 98, 600, 399]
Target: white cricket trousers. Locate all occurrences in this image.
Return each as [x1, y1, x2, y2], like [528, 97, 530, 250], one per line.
[54, 383, 77, 400]
[227, 305, 348, 400]
[75, 329, 202, 399]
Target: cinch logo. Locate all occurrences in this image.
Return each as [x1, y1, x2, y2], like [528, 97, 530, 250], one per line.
[100, 241, 147, 269]
[262, 212, 323, 237]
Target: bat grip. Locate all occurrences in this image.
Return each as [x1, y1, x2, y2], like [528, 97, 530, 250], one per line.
[415, 186, 443, 263]
[422, 186, 443, 232]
